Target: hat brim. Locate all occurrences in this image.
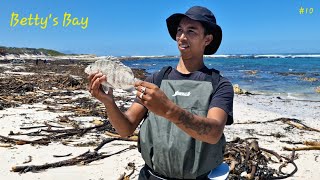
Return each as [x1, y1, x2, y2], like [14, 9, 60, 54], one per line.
[166, 13, 222, 55]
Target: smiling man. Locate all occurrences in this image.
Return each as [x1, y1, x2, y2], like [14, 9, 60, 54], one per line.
[88, 6, 234, 180]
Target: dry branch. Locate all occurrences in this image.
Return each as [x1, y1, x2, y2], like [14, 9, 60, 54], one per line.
[11, 138, 137, 173]
[0, 134, 50, 145]
[304, 141, 320, 146]
[283, 146, 320, 151]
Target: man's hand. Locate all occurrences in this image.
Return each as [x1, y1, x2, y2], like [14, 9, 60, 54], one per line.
[134, 81, 175, 118]
[88, 72, 113, 105]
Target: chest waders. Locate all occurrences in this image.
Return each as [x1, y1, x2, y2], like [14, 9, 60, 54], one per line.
[139, 66, 226, 179]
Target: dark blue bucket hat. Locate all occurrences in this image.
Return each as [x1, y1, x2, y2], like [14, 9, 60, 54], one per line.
[166, 6, 222, 55]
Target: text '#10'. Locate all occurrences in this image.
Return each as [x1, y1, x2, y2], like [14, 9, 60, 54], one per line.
[299, 7, 316, 15]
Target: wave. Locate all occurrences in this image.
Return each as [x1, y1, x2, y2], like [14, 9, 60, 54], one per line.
[204, 54, 320, 59]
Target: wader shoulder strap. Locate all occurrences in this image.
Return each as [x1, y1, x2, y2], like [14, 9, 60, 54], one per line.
[153, 66, 172, 88]
[204, 68, 220, 94]
[138, 66, 172, 153]
[211, 69, 221, 93]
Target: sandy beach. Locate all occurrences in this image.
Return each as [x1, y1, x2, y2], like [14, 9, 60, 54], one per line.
[0, 59, 319, 180]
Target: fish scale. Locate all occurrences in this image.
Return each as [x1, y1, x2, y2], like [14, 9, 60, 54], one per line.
[85, 59, 139, 92]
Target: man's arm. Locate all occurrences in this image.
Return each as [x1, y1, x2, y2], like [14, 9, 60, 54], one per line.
[89, 73, 147, 137]
[166, 106, 227, 144]
[134, 81, 228, 144]
[104, 101, 147, 137]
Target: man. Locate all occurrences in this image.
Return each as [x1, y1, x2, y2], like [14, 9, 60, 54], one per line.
[89, 6, 233, 180]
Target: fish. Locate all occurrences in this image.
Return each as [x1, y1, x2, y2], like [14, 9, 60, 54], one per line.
[85, 59, 139, 92]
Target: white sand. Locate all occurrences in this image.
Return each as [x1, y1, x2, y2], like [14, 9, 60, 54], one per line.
[1, 92, 319, 179]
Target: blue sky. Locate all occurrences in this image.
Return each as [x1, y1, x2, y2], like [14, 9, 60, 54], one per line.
[0, 0, 319, 56]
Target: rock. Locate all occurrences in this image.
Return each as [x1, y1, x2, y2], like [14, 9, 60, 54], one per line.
[233, 84, 253, 95]
[301, 77, 318, 82]
[233, 84, 245, 94]
[245, 70, 258, 75]
[277, 72, 306, 76]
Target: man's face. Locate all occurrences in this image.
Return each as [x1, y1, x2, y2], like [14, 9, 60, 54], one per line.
[176, 17, 212, 59]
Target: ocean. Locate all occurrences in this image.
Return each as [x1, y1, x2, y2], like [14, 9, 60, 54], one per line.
[122, 57, 320, 101]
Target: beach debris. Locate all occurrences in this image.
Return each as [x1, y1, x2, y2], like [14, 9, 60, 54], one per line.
[118, 162, 136, 180]
[301, 77, 318, 82]
[0, 59, 146, 110]
[304, 141, 320, 146]
[283, 146, 320, 151]
[225, 137, 298, 179]
[11, 139, 137, 173]
[0, 134, 50, 145]
[19, 123, 64, 130]
[53, 153, 72, 158]
[244, 70, 258, 75]
[315, 86, 320, 93]
[105, 131, 138, 142]
[283, 141, 320, 151]
[277, 72, 306, 76]
[1, 121, 116, 146]
[91, 119, 104, 126]
[233, 84, 253, 95]
[0, 59, 315, 177]
[236, 117, 320, 133]
[23, 156, 32, 164]
[0, 143, 12, 148]
[282, 118, 320, 133]
[85, 59, 139, 92]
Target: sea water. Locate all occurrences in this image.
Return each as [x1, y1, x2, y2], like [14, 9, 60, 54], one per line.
[122, 57, 320, 101]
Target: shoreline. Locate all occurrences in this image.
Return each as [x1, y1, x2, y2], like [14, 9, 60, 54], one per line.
[1, 53, 320, 62]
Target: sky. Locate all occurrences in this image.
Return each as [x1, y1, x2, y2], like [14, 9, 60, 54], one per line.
[0, 0, 320, 56]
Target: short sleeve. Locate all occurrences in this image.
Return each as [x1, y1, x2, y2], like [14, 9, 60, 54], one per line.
[209, 77, 234, 125]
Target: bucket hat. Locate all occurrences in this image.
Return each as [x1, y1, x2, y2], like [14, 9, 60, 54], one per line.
[166, 6, 222, 55]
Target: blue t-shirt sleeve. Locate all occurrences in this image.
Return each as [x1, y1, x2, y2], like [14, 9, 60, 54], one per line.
[209, 77, 234, 125]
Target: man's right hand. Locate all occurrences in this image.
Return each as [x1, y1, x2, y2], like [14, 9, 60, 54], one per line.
[88, 72, 114, 105]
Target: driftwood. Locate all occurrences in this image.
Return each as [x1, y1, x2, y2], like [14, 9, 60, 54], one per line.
[0, 134, 50, 145]
[283, 120, 320, 132]
[0, 96, 12, 102]
[117, 162, 136, 180]
[53, 153, 72, 158]
[2, 123, 112, 146]
[280, 140, 302, 145]
[20, 123, 64, 130]
[105, 131, 138, 142]
[304, 141, 320, 146]
[283, 140, 320, 151]
[11, 138, 137, 173]
[283, 146, 320, 151]
[236, 118, 320, 133]
[0, 143, 12, 148]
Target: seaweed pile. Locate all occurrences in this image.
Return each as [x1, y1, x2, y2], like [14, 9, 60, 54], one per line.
[225, 137, 297, 179]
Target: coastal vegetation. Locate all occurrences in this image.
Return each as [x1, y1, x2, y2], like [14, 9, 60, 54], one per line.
[0, 46, 65, 56]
